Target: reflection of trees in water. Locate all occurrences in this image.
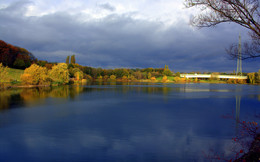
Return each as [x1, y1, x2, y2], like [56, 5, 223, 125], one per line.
[20, 87, 52, 101]
[0, 89, 22, 110]
[0, 86, 85, 110]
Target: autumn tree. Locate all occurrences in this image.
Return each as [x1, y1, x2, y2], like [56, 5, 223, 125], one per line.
[49, 63, 69, 84]
[0, 40, 36, 68]
[185, 0, 260, 59]
[21, 64, 50, 85]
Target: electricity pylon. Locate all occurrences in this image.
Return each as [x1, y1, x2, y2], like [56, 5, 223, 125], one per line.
[236, 33, 242, 76]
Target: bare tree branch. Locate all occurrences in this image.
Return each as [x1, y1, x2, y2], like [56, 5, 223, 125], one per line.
[185, 0, 260, 59]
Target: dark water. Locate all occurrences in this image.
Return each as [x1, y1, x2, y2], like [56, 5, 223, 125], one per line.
[0, 82, 259, 162]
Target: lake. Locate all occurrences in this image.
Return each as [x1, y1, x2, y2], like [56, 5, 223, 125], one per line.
[0, 82, 259, 161]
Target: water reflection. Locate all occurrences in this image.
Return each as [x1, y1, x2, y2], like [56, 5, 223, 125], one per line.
[1, 83, 259, 111]
[236, 96, 241, 125]
[0, 83, 259, 161]
[0, 86, 85, 110]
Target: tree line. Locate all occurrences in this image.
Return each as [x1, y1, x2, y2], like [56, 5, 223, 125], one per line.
[1, 40, 260, 85]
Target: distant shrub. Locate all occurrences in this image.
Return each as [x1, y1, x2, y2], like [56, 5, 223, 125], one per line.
[122, 76, 128, 81]
[103, 75, 109, 81]
[174, 77, 181, 82]
[85, 74, 93, 81]
[162, 75, 168, 82]
[97, 76, 103, 80]
[147, 72, 152, 79]
[110, 75, 116, 80]
[247, 73, 256, 84]
[150, 77, 156, 81]
[175, 72, 180, 77]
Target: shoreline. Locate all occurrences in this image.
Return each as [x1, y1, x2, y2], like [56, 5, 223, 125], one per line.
[1, 80, 259, 90]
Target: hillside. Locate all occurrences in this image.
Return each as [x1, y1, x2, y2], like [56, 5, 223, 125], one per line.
[0, 40, 36, 69]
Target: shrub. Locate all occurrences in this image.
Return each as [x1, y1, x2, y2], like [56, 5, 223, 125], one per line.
[247, 73, 256, 84]
[97, 76, 103, 80]
[122, 75, 128, 81]
[147, 72, 152, 79]
[162, 75, 168, 82]
[174, 77, 181, 82]
[175, 72, 180, 77]
[150, 77, 156, 81]
[103, 75, 109, 81]
[110, 75, 116, 80]
[85, 74, 93, 81]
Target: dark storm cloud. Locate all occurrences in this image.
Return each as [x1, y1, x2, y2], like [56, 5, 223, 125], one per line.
[0, 1, 258, 72]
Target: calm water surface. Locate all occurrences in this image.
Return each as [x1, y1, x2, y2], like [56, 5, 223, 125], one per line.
[0, 83, 259, 161]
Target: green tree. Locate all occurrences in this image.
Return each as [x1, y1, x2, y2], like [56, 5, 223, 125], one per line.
[13, 58, 25, 69]
[69, 68, 83, 80]
[175, 72, 180, 77]
[49, 63, 69, 84]
[71, 55, 76, 64]
[163, 65, 172, 76]
[66, 56, 70, 64]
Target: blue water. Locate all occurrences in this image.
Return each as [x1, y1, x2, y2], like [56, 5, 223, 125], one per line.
[0, 83, 259, 161]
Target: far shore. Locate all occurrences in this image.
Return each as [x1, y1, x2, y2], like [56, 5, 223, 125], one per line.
[1, 79, 258, 90]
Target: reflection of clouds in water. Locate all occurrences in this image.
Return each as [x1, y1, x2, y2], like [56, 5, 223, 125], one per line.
[12, 126, 234, 161]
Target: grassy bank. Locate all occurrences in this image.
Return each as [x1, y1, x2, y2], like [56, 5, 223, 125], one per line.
[4, 68, 24, 82]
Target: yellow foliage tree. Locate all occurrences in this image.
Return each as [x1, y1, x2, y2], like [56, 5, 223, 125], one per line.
[49, 63, 69, 84]
[21, 64, 49, 85]
[0, 63, 9, 82]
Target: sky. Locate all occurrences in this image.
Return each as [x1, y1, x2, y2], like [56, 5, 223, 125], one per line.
[0, 0, 259, 72]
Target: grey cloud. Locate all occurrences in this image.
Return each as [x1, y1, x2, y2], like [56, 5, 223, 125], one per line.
[98, 3, 116, 12]
[0, 1, 258, 72]
[0, 0, 32, 16]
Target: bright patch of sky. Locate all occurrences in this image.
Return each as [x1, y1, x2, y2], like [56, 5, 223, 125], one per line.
[11, 0, 195, 26]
